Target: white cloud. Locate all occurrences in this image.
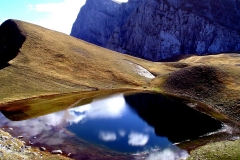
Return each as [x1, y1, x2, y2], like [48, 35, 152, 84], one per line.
[67, 104, 90, 124]
[112, 0, 128, 4]
[99, 131, 117, 141]
[27, 0, 86, 34]
[38, 132, 66, 145]
[118, 130, 126, 137]
[68, 94, 126, 121]
[128, 132, 149, 146]
[146, 148, 189, 160]
[87, 94, 126, 119]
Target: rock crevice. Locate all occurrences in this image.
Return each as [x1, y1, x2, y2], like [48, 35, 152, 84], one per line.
[71, 0, 240, 61]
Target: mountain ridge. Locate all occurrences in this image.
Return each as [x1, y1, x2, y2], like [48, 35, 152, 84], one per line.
[71, 0, 240, 61]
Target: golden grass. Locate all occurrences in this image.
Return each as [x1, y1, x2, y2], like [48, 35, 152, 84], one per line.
[0, 19, 240, 125]
[187, 140, 240, 160]
[1, 19, 240, 160]
[0, 20, 152, 105]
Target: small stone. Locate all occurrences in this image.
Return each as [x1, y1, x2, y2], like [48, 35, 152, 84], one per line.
[51, 150, 62, 154]
[29, 141, 33, 145]
[25, 146, 31, 149]
[9, 128, 13, 131]
[33, 137, 37, 139]
[40, 147, 46, 151]
[2, 136, 8, 140]
[68, 153, 72, 157]
[18, 136, 23, 139]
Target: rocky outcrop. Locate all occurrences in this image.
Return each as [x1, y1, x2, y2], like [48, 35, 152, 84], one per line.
[0, 20, 26, 65]
[107, 0, 240, 61]
[71, 0, 240, 61]
[70, 0, 142, 46]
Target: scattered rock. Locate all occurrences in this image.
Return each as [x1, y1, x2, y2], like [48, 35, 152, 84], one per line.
[18, 136, 23, 139]
[40, 147, 46, 151]
[2, 136, 8, 140]
[51, 150, 62, 154]
[25, 146, 31, 149]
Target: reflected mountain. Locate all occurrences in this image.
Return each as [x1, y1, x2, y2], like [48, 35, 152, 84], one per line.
[125, 93, 223, 143]
[0, 94, 189, 159]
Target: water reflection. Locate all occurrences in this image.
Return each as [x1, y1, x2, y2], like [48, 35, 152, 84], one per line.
[0, 93, 197, 159]
[125, 93, 223, 143]
[66, 94, 172, 153]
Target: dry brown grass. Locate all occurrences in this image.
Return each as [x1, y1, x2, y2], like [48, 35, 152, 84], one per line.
[150, 54, 240, 125]
[0, 20, 152, 105]
[0, 19, 240, 126]
[1, 19, 240, 159]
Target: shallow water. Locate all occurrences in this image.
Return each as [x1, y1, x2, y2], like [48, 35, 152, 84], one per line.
[0, 93, 223, 159]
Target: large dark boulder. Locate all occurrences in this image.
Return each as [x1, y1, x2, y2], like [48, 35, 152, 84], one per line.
[0, 19, 26, 66]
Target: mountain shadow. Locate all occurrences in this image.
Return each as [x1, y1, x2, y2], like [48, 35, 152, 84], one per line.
[125, 93, 222, 143]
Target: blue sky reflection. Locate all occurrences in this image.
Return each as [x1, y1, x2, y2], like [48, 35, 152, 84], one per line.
[0, 93, 189, 159]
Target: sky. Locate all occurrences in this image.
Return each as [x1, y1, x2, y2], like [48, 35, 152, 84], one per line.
[0, 0, 86, 34]
[0, 0, 128, 35]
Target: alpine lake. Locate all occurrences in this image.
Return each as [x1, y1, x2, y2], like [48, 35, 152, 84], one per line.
[0, 92, 232, 160]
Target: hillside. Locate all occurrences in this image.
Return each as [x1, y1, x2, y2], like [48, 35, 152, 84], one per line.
[0, 19, 240, 159]
[0, 18, 240, 129]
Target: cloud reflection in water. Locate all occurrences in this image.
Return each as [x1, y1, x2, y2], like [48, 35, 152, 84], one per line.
[146, 148, 189, 160]
[0, 93, 189, 159]
[99, 131, 117, 141]
[128, 132, 149, 146]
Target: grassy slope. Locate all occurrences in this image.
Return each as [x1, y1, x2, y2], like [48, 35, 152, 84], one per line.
[187, 140, 240, 160]
[0, 20, 155, 120]
[0, 20, 240, 159]
[0, 20, 151, 104]
[150, 54, 240, 125]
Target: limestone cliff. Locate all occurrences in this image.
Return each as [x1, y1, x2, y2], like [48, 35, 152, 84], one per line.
[71, 0, 240, 61]
[70, 0, 142, 46]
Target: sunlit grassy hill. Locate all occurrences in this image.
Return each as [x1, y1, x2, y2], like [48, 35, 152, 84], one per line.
[0, 19, 240, 160]
[0, 19, 153, 104]
[0, 19, 240, 125]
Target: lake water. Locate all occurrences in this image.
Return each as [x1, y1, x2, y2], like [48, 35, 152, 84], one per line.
[0, 93, 222, 159]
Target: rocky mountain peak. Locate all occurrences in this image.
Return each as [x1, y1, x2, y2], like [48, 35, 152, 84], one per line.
[71, 0, 240, 61]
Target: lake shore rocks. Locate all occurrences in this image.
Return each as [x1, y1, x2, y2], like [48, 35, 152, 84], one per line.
[0, 128, 71, 159]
